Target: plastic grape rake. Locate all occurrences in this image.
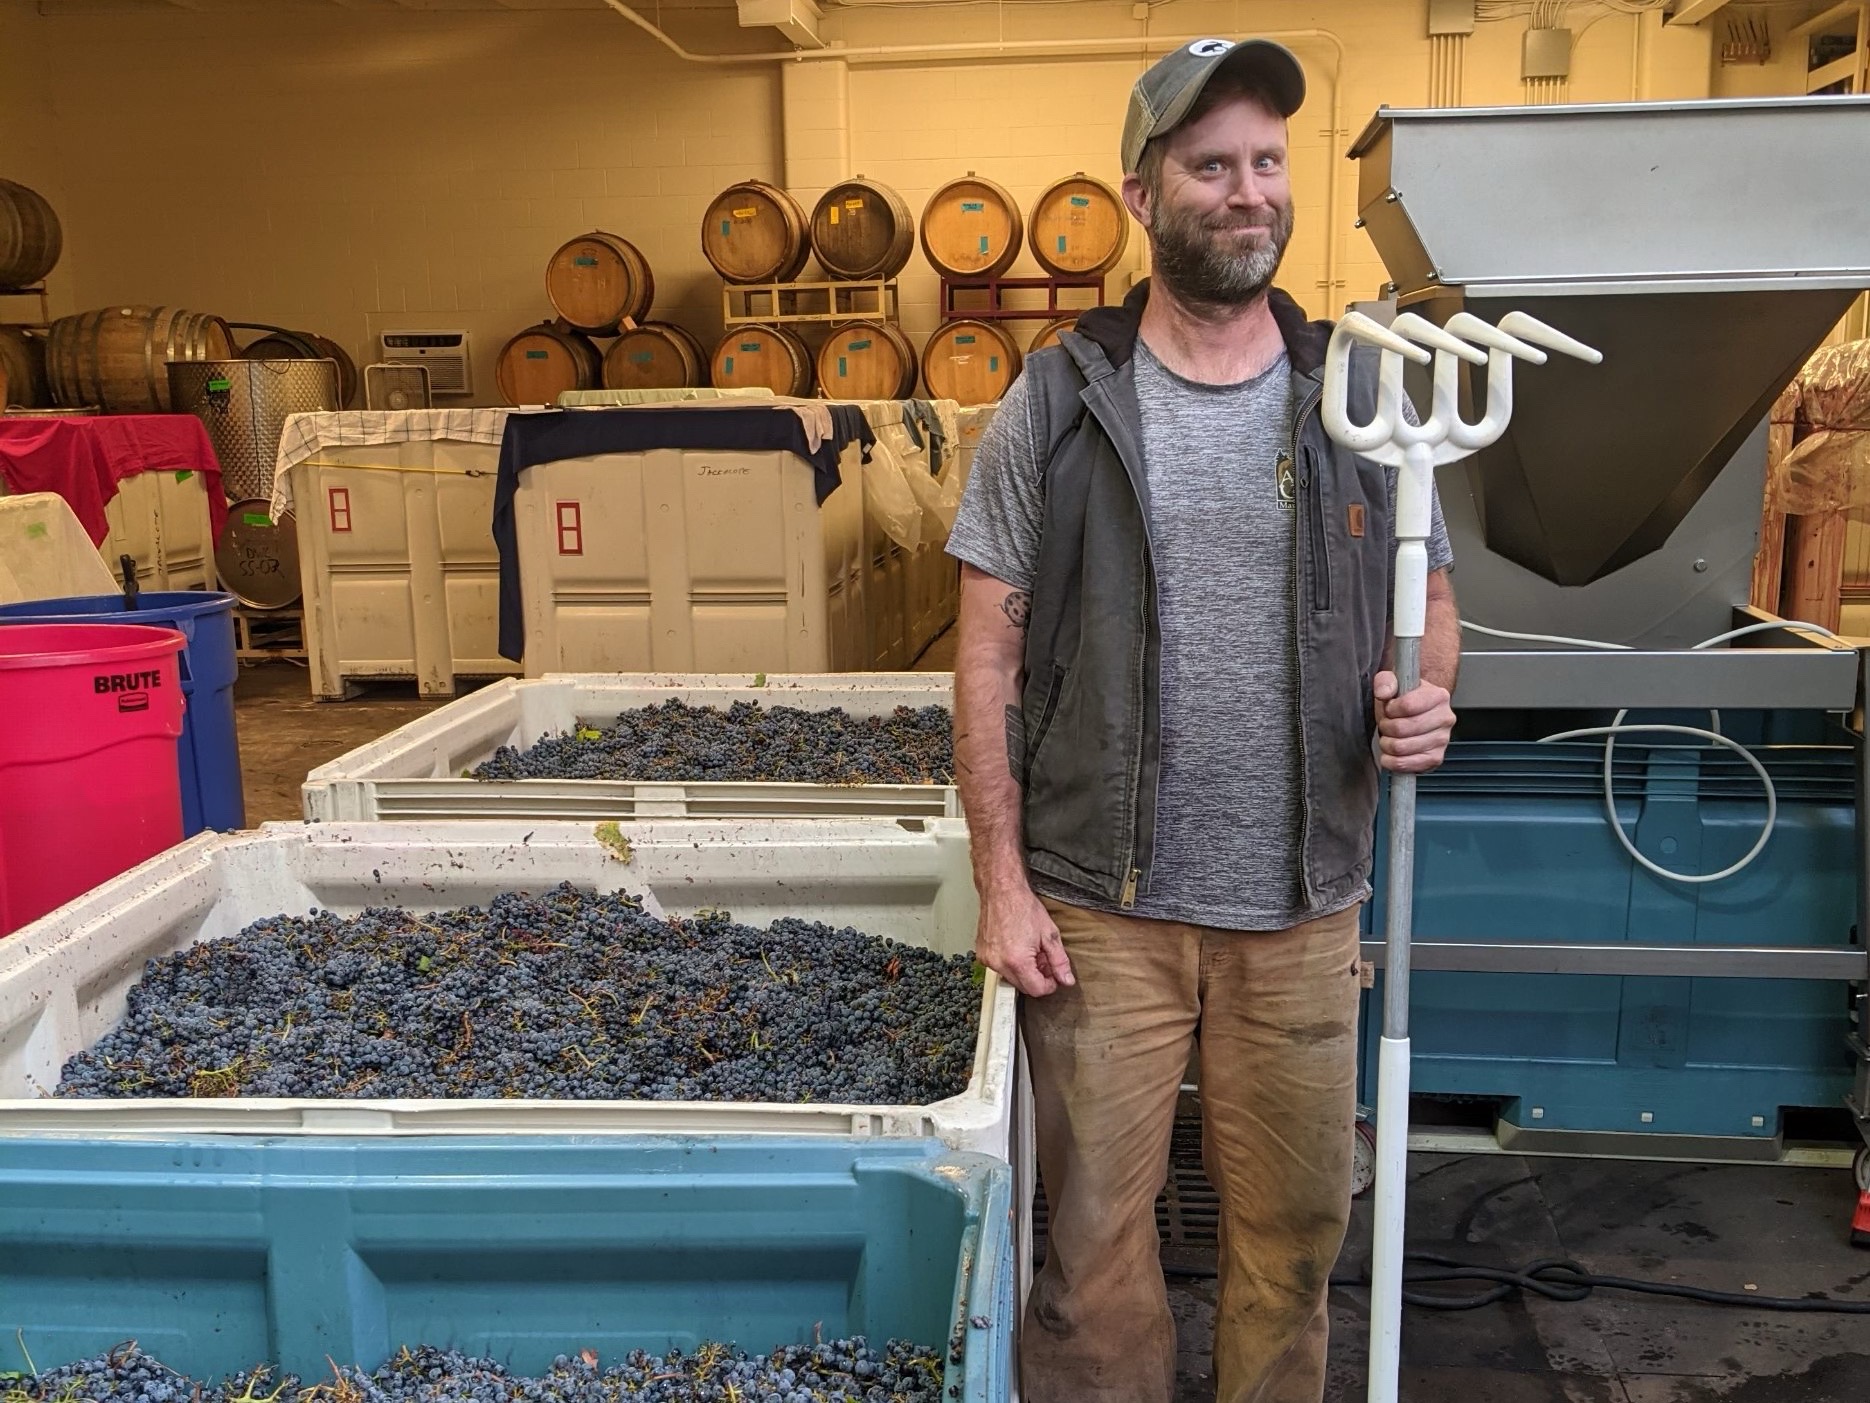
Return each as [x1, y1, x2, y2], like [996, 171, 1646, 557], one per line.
[1321, 308, 1601, 1403]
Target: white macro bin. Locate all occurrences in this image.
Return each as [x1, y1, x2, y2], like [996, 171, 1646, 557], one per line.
[287, 436, 520, 699]
[300, 672, 957, 822]
[100, 466, 218, 591]
[0, 817, 1011, 1157]
[0, 492, 117, 603]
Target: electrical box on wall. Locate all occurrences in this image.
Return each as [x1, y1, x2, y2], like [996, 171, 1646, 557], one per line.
[1428, 0, 1476, 37]
[1523, 27, 1573, 80]
[379, 330, 473, 397]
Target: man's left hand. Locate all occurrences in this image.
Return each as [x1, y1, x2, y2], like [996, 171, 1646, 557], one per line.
[1373, 672, 1455, 774]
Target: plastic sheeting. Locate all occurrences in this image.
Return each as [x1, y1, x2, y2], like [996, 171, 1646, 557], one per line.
[1765, 339, 1870, 514]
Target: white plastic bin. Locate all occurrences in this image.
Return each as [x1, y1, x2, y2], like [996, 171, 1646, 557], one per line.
[0, 817, 1009, 1152]
[287, 436, 520, 698]
[300, 672, 956, 822]
[101, 466, 218, 591]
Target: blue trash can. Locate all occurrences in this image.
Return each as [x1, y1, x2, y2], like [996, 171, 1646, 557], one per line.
[0, 591, 244, 835]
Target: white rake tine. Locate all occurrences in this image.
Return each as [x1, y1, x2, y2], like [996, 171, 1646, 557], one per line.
[1497, 311, 1603, 364]
[1391, 313, 1486, 366]
[1445, 312, 1545, 365]
[1339, 311, 1432, 365]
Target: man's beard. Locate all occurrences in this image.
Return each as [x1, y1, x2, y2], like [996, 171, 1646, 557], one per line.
[1147, 197, 1294, 310]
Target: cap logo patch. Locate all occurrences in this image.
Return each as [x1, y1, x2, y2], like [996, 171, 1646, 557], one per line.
[1188, 39, 1233, 56]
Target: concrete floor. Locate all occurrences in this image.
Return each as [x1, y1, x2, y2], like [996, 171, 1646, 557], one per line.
[230, 644, 1870, 1402]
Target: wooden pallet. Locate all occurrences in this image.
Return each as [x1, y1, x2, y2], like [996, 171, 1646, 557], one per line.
[234, 607, 306, 662]
[722, 279, 899, 326]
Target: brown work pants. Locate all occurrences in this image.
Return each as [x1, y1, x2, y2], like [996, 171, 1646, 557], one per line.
[1020, 898, 1363, 1403]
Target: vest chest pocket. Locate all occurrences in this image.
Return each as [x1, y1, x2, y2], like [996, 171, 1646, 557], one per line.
[1303, 447, 1331, 613]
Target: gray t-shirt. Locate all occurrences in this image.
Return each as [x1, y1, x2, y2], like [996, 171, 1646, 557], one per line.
[947, 338, 1454, 931]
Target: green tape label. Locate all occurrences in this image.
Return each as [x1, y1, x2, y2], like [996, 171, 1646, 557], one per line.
[1056, 235, 1068, 253]
[630, 351, 654, 363]
[720, 221, 731, 237]
[174, 469, 193, 483]
[955, 334, 976, 345]
[979, 235, 990, 254]
[739, 342, 762, 352]
[989, 355, 1000, 372]
[207, 377, 231, 392]
[849, 339, 872, 351]
[837, 356, 848, 377]
[25, 522, 46, 539]
[526, 350, 549, 360]
[960, 200, 984, 212]
[243, 512, 273, 527]
[1069, 195, 1091, 207]
[574, 255, 599, 266]
[723, 355, 735, 374]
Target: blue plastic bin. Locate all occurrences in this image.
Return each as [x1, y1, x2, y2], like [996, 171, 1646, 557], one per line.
[0, 1136, 1014, 1401]
[0, 591, 243, 834]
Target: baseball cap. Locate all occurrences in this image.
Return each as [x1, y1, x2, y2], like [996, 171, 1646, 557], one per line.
[1120, 38, 1306, 175]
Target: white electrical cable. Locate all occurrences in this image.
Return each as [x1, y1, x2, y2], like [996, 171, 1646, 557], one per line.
[1458, 617, 1846, 884]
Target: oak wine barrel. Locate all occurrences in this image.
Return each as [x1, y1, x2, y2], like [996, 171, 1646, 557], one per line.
[601, 321, 706, 391]
[810, 177, 914, 282]
[46, 305, 234, 414]
[1029, 173, 1129, 277]
[702, 180, 810, 285]
[0, 326, 49, 408]
[496, 323, 602, 406]
[921, 319, 1021, 406]
[545, 231, 655, 334]
[0, 178, 61, 289]
[920, 173, 1023, 281]
[816, 319, 918, 400]
[240, 328, 359, 408]
[1027, 314, 1079, 354]
[711, 323, 813, 397]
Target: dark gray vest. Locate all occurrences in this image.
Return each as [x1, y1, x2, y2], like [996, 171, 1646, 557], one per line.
[1011, 282, 1395, 911]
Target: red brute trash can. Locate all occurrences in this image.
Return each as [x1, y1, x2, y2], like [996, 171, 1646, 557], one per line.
[0, 623, 186, 936]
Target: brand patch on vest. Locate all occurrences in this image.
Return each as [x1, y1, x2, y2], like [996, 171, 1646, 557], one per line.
[1276, 452, 1295, 510]
[1347, 503, 1366, 538]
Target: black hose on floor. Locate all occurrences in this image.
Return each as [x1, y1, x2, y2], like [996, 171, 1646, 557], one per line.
[1160, 1253, 1870, 1314]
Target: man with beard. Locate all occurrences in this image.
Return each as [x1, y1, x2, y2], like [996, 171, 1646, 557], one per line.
[944, 37, 1460, 1403]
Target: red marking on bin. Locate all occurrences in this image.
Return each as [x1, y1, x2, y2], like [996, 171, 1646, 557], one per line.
[556, 501, 584, 556]
[328, 486, 352, 533]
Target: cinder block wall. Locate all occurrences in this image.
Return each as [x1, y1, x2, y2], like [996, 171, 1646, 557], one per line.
[3, 0, 1798, 405]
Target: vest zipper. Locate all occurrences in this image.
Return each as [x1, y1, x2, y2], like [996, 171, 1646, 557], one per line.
[1120, 867, 1140, 908]
[1290, 377, 1324, 904]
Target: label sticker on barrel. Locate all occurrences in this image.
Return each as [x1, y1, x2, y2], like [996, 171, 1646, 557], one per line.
[979, 236, 990, 253]
[1070, 195, 1091, 207]
[989, 356, 1000, 372]
[837, 356, 848, 377]
[961, 201, 985, 212]
[243, 512, 273, 527]
[574, 255, 599, 267]
[845, 198, 864, 209]
[1057, 235, 1069, 253]
[848, 339, 872, 351]
[95, 668, 161, 714]
[720, 220, 732, 237]
[829, 207, 840, 225]
[955, 334, 976, 345]
[739, 342, 762, 353]
[207, 378, 232, 392]
[526, 350, 550, 360]
[733, 207, 758, 219]
[631, 351, 654, 364]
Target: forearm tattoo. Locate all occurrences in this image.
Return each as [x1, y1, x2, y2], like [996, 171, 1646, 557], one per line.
[1000, 589, 1031, 630]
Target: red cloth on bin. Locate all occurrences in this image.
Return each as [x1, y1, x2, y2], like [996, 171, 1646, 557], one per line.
[0, 414, 227, 545]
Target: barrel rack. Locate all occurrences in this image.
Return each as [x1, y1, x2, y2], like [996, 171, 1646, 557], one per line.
[722, 279, 899, 327]
[938, 274, 1104, 323]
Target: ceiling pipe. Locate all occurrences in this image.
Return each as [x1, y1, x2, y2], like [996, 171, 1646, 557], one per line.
[598, 0, 1350, 307]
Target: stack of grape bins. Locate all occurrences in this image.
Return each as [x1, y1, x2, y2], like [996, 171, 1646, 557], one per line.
[0, 674, 1017, 1400]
